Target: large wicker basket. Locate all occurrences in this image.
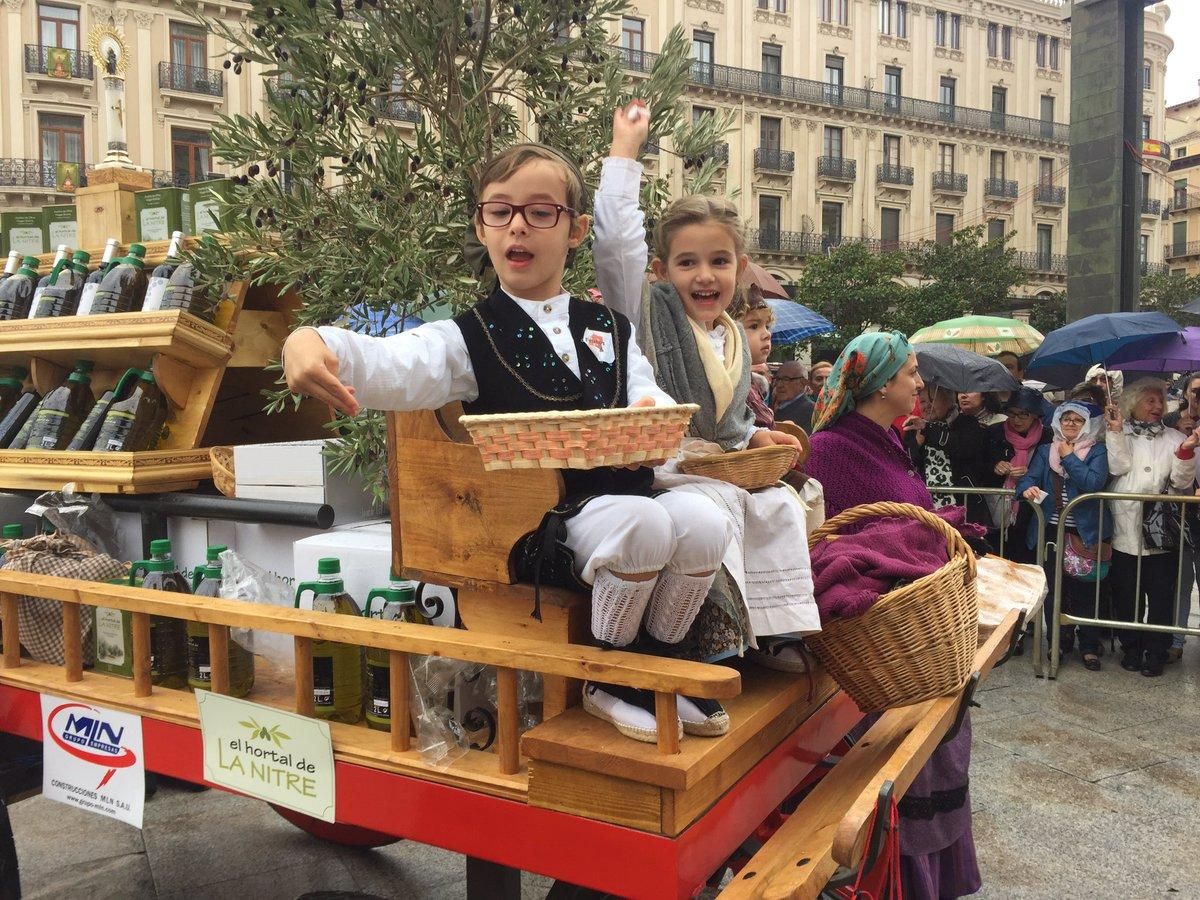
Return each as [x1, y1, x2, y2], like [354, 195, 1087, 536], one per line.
[805, 501, 978, 713]
[460, 404, 699, 471]
[678, 445, 798, 491]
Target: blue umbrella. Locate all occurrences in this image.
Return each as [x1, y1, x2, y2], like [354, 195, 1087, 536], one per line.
[346, 304, 425, 336]
[766, 298, 835, 345]
[1025, 311, 1181, 387]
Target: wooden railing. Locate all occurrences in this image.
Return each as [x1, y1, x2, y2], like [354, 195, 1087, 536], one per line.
[0, 571, 740, 765]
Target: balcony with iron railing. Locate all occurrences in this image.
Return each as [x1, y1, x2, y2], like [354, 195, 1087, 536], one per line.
[158, 62, 224, 97]
[817, 156, 856, 181]
[751, 231, 925, 255]
[1166, 240, 1200, 259]
[1014, 250, 1067, 274]
[985, 178, 1019, 199]
[1142, 198, 1162, 216]
[1142, 261, 1169, 277]
[931, 171, 968, 193]
[1169, 153, 1200, 172]
[147, 169, 199, 188]
[687, 142, 729, 167]
[1034, 184, 1066, 205]
[0, 158, 92, 190]
[24, 45, 93, 79]
[372, 96, 422, 123]
[754, 148, 795, 173]
[877, 164, 914, 187]
[1172, 194, 1197, 212]
[614, 47, 1070, 143]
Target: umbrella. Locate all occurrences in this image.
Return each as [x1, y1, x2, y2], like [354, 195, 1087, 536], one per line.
[765, 298, 835, 345]
[1182, 296, 1200, 316]
[909, 314, 1043, 356]
[742, 261, 790, 300]
[1025, 311, 1181, 387]
[914, 343, 1020, 394]
[1106, 326, 1200, 373]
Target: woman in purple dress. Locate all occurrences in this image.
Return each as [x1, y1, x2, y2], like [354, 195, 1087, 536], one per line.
[806, 331, 982, 899]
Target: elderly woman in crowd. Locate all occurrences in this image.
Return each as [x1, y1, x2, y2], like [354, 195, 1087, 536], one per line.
[1165, 372, 1200, 661]
[1106, 378, 1200, 677]
[806, 331, 982, 900]
[1017, 402, 1112, 669]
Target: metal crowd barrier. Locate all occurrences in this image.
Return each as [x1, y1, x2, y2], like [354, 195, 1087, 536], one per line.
[1049, 491, 1200, 679]
[929, 486, 1048, 677]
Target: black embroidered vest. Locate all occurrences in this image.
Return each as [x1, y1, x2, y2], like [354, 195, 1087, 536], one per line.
[454, 284, 652, 498]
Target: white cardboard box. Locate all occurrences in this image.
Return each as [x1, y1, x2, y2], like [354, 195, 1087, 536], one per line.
[233, 440, 382, 522]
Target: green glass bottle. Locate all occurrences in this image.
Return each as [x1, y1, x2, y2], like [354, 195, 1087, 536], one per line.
[128, 538, 189, 688]
[188, 545, 255, 697]
[362, 573, 420, 731]
[294, 557, 364, 724]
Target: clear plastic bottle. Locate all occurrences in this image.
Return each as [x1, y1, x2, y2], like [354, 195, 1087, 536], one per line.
[363, 573, 420, 731]
[294, 557, 365, 724]
[30, 250, 90, 319]
[24, 360, 95, 451]
[142, 231, 184, 312]
[87, 243, 148, 315]
[188, 545, 255, 697]
[128, 538, 189, 688]
[91, 369, 168, 452]
[0, 257, 39, 320]
[76, 238, 119, 317]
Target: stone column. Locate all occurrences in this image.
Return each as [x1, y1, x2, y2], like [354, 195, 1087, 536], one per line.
[4, 0, 25, 158]
[134, 10, 155, 169]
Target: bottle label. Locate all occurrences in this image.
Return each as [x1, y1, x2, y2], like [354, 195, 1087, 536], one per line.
[95, 607, 125, 665]
[313, 655, 334, 707]
[77, 284, 99, 316]
[188, 634, 212, 681]
[102, 410, 137, 452]
[28, 289, 47, 318]
[34, 409, 70, 449]
[143, 276, 169, 312]
[368, 661, 390, 718]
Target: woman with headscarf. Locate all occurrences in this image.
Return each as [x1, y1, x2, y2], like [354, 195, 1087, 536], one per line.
[1016, 402, 1112, 669]
[993, 387, 1052, 564]
[1106, 378, 1200, 677]
[806, 331, 983, 900]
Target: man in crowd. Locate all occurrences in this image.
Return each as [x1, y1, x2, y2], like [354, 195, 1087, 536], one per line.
[773, 361, 815, 433]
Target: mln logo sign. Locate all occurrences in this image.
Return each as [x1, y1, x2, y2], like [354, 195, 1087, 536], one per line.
[46, 702, 139, 788]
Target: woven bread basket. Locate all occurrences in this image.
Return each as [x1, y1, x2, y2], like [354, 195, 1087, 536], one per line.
[805, 501, 978, 713]
[678, 445, 798, 491]
[209, 446, 236, 498]
[460, 404, 699, 471]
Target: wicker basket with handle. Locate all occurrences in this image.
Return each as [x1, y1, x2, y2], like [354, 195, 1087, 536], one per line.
[678, 445, 798, 491]
[805, 501, 978, 713]
[209, 446, 236, 498]
[459, 404, 699, 471]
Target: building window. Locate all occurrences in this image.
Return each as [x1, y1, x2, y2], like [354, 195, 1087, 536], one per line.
[991, 86, 1007, 129]
[881, 208, 900, 250]
[884, 66, 902, 110]
[169, 21, 207, 71]
[879, 0, 892, 34]
[691, 105, 714, 125]
[987, 22, 998, 58]
[936, 213, 955, 246]
[939, 142, 955, 173]
[1142, 116, 1152, 141]
[950, 14, 961, 49]
[1037, 224, 1053, 265]
[987, 219, 1006, 243]
[883, 134, 901, 168]
[171, 128, 212, 185]
[761, 43, 782, 93]
[990, 150, 1006, 182]
[1143, 61, 1152, 91]
[1036, 34, 1047, 68]
[39, 113, 84, 180]
[1142, 171, 1152, 205]
[939, 76, 956, 109]
[38, 3, 79, 49]
[620, 17, 643, 52]
[1174, 221, 1188, 252]
[896, 1, 908, 38]
[759, 195, 781, 245]
[1049, 36, 1059, 70]
[1002, 25, 1012, 60]
[760, 115, 781, 151]
[691, 30, 714, 83]
[1040, 95, 1055, 123]
[822, 202, 843, 243]
[1039, 157, 1055, 186]
[935, 11, 947, 46]
[1140, 233, 1149, 266]
[820, 0, 848, 24]
[1175, 179, 1189, 208]
[824, 125, 843, 159]
[824, 54, 844, 104]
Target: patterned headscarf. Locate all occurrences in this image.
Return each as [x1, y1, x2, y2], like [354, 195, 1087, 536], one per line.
[812, 331, 913, 433]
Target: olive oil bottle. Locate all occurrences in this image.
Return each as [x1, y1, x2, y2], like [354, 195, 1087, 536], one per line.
[76, 238, 119, 317]
[0, 367, 27, 421]
[362, 574, 420, 731]
[88, 243, 148, 315]
[142, 231, 183, 312]
[23, 359, 94, 451]
[91, 368, 168, 452]
[0, 257, 39, 320]
[294, 557, 364, 724]
[188, 545, 255, 698]
[31, 250, 90, 318]
[128, 539, 189, 688]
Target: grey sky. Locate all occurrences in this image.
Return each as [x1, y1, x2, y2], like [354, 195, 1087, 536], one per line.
[1165, 1, 1200, 106]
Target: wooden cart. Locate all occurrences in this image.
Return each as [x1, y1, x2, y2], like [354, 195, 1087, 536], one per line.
[0, 402, 1025, 899]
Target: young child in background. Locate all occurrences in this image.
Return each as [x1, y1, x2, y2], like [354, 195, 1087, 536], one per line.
[283, 141, 734, 743]
[595, 102, 820, 671]
[735, 286, 776, 428]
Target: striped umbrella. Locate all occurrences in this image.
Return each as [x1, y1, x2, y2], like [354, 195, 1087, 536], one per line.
[765, 298, 835, 345]
[909, 314, 1043, 356]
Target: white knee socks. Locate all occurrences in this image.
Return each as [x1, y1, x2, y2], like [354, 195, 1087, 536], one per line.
[646, 571, 716, 644]
[591, 568, 657, 647]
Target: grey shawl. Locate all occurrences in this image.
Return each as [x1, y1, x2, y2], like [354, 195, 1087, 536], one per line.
[640, 281, 755, 451]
